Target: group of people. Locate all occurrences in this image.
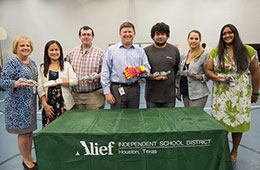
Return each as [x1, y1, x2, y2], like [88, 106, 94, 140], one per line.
[0, 21, 259, 169]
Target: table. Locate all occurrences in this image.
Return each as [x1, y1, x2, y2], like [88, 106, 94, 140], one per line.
[34, 107, 232, 170]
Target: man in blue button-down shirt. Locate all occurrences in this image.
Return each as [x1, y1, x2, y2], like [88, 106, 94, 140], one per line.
[101, 22, 151, 109]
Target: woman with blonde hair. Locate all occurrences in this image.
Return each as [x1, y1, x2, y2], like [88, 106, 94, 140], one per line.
[0, 35, 38, 170]
[176, 30, 210, 108]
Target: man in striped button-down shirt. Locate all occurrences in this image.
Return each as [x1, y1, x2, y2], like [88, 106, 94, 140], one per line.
[66, 26, 105, 110]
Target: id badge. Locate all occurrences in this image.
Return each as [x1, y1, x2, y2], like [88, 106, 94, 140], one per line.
[118, 87, 125, 96]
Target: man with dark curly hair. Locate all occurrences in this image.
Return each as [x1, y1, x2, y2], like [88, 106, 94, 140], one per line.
[144, 22, 180, 108]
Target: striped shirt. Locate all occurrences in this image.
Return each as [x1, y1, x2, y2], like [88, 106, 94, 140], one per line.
[66, 45, 104, 92]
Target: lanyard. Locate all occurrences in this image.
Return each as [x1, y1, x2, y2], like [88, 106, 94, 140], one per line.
[225, 48, 233, 70]
[225, 48, 232, 62]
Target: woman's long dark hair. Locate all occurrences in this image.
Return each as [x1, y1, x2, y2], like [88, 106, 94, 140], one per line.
[217, 24, 249, 73]
[42, 40, 64, 77]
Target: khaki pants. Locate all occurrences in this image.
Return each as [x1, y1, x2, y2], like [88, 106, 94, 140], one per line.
[72, 88, 105, 110]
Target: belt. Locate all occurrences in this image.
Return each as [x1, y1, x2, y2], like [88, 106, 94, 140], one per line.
[77, 87, 102, 93]
[111, 82, 138, 87]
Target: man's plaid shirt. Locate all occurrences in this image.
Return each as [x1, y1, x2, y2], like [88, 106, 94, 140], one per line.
[66, 45, 104, 92]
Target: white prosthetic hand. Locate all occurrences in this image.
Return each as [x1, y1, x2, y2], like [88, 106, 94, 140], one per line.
[18, 78, 37, 86]
[80, 72, 99, 81]
[43, 79, 63, 88]
[18, 78, 38, 94]
[152, 70, 171, 78]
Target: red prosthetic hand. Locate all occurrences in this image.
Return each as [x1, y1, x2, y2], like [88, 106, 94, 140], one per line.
[123, 66, 147, 80]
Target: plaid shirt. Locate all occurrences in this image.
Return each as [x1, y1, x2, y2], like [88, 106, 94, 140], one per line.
[66, 45, 104, 92]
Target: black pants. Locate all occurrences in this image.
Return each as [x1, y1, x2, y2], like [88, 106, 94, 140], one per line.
[110, 83, 140, 109]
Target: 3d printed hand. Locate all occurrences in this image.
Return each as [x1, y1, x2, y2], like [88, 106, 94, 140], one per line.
[18, 78, 38, 94]
[43, 79, 63, 88]
[152, 70, 171, 78]
[43, 80, 56, 88]
[123, 66, 147, 80]
[55, 79, 63, 85]
[18, 78, 37, 86]
[80, 72, 99, 81]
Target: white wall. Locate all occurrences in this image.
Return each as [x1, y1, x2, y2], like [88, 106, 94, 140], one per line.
[1, 0, 260, 65]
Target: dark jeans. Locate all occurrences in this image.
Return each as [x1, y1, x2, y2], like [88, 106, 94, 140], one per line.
[146, 101, 176, 108]
[110, 83, 140, 109]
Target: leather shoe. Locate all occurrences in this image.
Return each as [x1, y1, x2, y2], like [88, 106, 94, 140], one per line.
[33, 161, 37, 166]
[22, 161, 38, 170]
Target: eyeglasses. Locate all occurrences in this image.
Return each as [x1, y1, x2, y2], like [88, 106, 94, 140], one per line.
[222, 31, 233, 36]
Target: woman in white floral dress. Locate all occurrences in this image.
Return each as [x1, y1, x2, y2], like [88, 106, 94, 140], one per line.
[205, 24, 259, 164]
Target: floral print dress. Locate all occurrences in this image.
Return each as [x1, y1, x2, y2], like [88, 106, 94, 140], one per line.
[42, 71, 66, 127]
[210, 45, 256, 132]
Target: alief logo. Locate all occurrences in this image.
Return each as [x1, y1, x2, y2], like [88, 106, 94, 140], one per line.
[76, 140, 115, 156]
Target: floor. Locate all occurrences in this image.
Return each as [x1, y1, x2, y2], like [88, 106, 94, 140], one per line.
[0, 81, 260, 170]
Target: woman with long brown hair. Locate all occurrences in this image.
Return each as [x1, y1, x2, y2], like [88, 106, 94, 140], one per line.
[205, 24, 259, 164]
[38, 40, 77, 127]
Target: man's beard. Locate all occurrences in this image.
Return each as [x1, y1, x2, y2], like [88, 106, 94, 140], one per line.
[154, 41, 166, 47]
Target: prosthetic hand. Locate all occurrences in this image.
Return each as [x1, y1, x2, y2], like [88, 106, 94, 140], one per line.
[89, 72, 99, 80]
[160, 70, 171, 76]
[152, 72, 160, 78]
[18, 78, 38, 94]
[43, 79, 63, 88]
[123, 66, 147, 80]
[18, 78, 37, 86]
[55, 79, 63, 85]
[217, 73, 236, 87]
[152, 70, 171, 78]
[80, 72, 99, 81]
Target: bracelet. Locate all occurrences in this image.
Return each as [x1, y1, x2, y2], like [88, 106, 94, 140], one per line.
[252, 92, 259, 96]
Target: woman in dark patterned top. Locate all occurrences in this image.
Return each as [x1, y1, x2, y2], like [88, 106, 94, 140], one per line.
[0, 36, 38, 169]
[38, 40, 77, 127]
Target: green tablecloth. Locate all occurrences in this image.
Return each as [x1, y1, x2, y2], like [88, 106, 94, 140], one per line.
[34, 107, 232, 170]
